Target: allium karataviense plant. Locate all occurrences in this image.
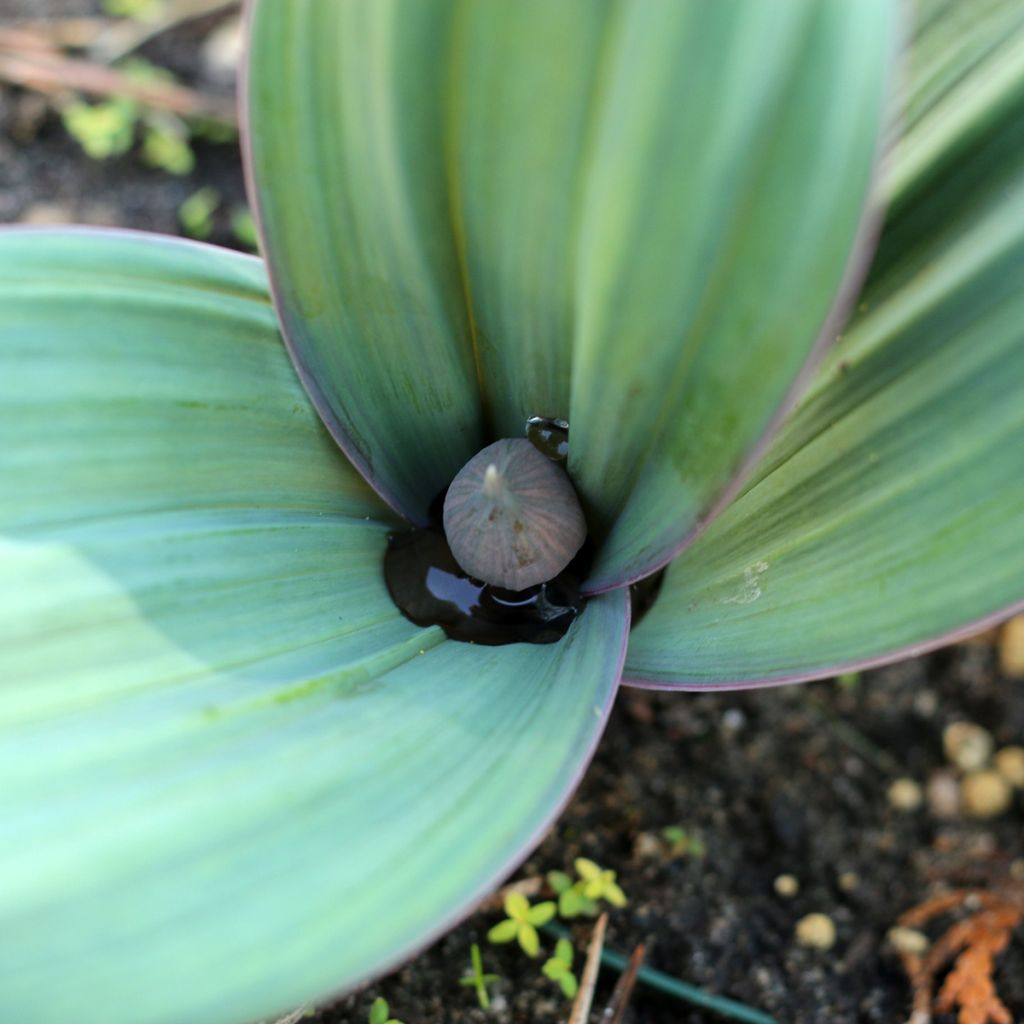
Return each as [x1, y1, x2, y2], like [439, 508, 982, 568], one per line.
[2, 3, 1023, 1022]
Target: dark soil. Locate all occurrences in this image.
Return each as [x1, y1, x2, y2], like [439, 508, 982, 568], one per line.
[2, 8, 1022, 1024]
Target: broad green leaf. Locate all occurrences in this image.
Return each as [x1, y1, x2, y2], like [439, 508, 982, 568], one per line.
[569, 0, 894, 590]
[624, 175, 1024, 686]
[884, 0, 1024, 211]
[863, 0, 1024, 309]
[247, 1, 893, 575]
[0, 230, 630, 1023]
[246, 1, 485, 522]
[446, 1, 610, 437]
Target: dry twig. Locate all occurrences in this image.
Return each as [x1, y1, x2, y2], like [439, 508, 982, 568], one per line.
[0, 26, 236, 125]
[568, 912, 608, 1024]
[601, 942, 646, 1024]
[895, 887, 1024, 1024]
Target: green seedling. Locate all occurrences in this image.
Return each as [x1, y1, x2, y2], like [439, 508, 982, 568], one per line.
[62, 98, 137, 160]
[662, 826, 705, 859]
[142, 121, 194, 176]
[541, 937, 578, 999]
[231, 207, 260, 251]
[487, 892, 555, 958]
[63, 58, 198, 175]
[178, 188, 221, 241]
[575, 857, 627, 908]
[547, 869, 598, 919]
[457, 943, 499, 1009]
[102, 0, 163, 16]
[368, 996, 402, 1024]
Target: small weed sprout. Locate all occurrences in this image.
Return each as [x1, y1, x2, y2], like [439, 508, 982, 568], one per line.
[457, 943, 499, 1009]
[62, 98, 137, 160]
[575, 858, 627, 908]
[548, 858, 628, 918]
[547, 869, 599, 919]
[368, 996, 403, 1024]
[486, 892, 556, 957]
[101, 0, 162, 16]
[178, 188, 221, 240]
[230, 207, 260, 251]
[541, 937, 578, 999]
[661, 826, 705, 858]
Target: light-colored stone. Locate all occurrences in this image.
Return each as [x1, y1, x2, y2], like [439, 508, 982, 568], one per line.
[999, 614, 1024, 678]
[926, 770, 961, 818]
[887, 926, 929, 956]
[943, 721, 994, 772]
[994, 746, 1024, 788]
[202, 15, 243, 84]
[773, 874, 799, 898]
[887, 777, 923, 812]
[961, 770, 1013, 819]
[838, 872, 860, 893]
[795, 913, 836, 950]
[633, 831, 662, 860]
[19, 201, 74, 225]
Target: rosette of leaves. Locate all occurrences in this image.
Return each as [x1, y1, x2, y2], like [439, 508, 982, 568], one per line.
[548, 858, 627, 918]
[1, 2, 1023, 1024]
[487, 892, 557, 958]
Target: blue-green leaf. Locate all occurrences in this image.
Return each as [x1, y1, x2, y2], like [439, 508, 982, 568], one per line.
[246, 1, 484, 522]
[569, 0, 895, 590]
[246, 0, 894, 569]
[0, 229, 630, 1023]
[625, 173, 1024, 686]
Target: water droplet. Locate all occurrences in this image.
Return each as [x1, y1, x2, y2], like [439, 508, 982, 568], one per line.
[526, 415, 569, 463]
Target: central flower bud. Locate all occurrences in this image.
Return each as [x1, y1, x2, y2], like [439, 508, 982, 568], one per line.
[442, 438, 587, 591]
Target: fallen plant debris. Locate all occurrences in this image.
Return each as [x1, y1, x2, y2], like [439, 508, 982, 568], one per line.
[895, 886, 1024, 1024]
[0, 25, 235, 124]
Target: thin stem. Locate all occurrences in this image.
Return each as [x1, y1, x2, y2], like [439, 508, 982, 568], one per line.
[541, 923, 778, 1024]
[567, 913, 607, 1024]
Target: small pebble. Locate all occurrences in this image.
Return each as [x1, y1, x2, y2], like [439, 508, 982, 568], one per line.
[773, 874, 800, 898]
[19, 201, 74, 225]
[994, 746, 1024, 788]
[942, 721, 994, 772]
[961, 770, 1013, 819]
[887, 926, 929, 956]
[913, 690, 938, 716]
[632, 832, 662, 860]
[999, 614, 1024, 677]
[795, 913, 836, 950]
[202, 15, 244, 83]
[926, 770, 961, 818]
[838, 872, 860, 893]
[887, 777, 923, 812]
[721, 708, 746, 735]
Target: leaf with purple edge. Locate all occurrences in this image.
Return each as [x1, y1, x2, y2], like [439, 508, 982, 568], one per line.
[0, 230, 630, 1024]
[568, 0, 896, 592]
[625, 181, 1024, 688]
[245, 1, 485, 523]
[625, 6, 1024, 689]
